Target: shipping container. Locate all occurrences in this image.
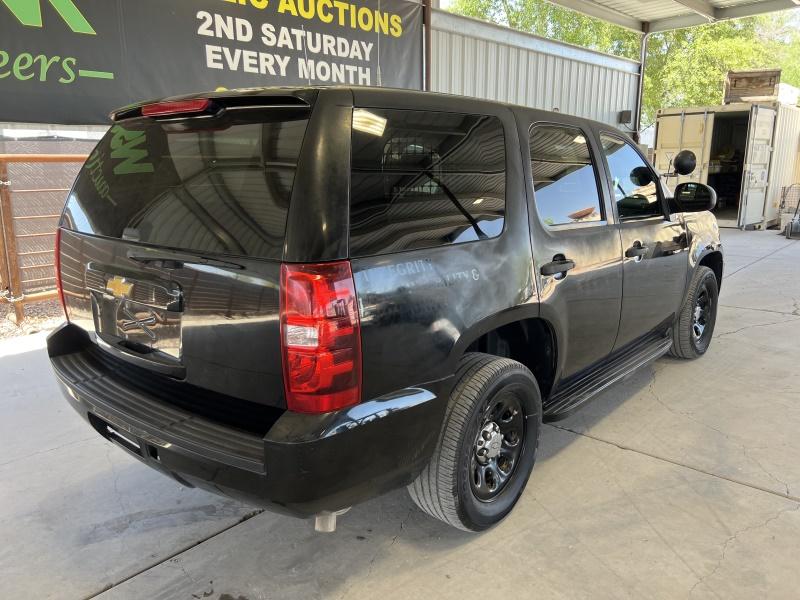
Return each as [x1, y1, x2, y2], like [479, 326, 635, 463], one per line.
[653, 102, 800, 229]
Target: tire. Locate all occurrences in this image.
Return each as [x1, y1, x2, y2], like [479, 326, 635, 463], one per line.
[408, 353, 542, 532]
[670, 265, 719, 359]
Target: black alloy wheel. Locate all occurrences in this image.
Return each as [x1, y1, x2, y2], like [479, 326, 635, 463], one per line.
[670, 265, 719, 359]
[692, 287, 712, 343]
[408, 353, 541, 531]
[470, 390, 525, 502]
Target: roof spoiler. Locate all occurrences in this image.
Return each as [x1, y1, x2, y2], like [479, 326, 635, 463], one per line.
[110, 94, 311, 122]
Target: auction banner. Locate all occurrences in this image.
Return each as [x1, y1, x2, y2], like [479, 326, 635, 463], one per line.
[0, 0, 423, 124]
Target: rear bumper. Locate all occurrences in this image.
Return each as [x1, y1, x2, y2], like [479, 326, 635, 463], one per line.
[48, 323, 448, 517]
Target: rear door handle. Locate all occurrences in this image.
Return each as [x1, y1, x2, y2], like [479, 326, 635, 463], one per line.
[625, 242, 648, 258]
[540, 256, 576, 276]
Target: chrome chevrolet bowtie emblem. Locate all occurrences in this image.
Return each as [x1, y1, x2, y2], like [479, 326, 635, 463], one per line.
[106, 276, 134, 298]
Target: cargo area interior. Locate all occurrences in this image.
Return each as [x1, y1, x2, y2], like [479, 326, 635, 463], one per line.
[707, 111, 749, 225]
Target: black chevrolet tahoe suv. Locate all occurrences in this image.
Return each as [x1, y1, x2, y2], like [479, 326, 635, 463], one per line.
[48, 87, 722, 532]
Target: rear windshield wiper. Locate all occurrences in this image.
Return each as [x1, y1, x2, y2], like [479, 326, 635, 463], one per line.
[127, 251, 245, 270]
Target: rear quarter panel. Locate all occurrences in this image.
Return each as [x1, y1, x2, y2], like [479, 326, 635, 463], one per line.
[348, 93, 535, 402]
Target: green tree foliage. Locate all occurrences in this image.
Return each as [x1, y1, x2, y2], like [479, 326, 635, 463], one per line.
[643, 16, 798, 125]
[447, 0, 800, 128]
[449, 0, 640, 58]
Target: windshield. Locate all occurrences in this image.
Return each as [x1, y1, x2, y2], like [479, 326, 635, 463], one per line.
[62, 109, 310, 260]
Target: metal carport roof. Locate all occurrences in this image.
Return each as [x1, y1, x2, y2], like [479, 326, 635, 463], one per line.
[539, 0, 800, 132]
[545, 0, 799, 32]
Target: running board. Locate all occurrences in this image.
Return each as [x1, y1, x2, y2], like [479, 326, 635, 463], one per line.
[543, 334, 672, 421]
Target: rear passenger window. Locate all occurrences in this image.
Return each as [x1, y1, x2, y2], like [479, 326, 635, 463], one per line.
[530, 124, 603, 226]
[600, 134, 663, 220]
[349, 108, 506, 257]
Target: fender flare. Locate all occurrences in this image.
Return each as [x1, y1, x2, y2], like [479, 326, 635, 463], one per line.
[689, 246, 724, 295]
[447, 303, 562, 386]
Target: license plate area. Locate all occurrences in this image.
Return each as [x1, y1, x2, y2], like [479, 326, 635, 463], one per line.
[86, 264, 184, 363]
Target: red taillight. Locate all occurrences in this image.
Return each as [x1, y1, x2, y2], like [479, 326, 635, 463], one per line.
[141, 99, 211, 118]
[54, 227, 68, 320]
[280, 261, 362, 414]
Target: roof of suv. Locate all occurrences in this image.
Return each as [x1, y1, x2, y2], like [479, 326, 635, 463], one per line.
[111, 86, 622, 134]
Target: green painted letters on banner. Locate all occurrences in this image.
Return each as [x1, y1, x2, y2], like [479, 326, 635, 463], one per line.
[0, 0, 96, 34]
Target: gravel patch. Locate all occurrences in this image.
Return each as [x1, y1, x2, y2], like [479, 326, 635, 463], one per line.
[0, 300, 64, 341]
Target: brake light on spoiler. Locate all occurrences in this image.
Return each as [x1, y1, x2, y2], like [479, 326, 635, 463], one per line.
[141, 99, 212, 118]
[280, 261, 362, 414]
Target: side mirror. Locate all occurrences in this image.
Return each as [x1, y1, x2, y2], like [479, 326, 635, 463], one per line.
[630, 166, 655, 186]
[672, 182, 717, 213]
[673, 150, 697, 176]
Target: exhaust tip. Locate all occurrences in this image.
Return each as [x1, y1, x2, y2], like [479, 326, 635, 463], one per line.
[313, 508, 350, 533]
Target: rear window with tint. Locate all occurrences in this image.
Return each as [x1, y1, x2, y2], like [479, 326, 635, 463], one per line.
[349, 108, 506, 257]
[63, 110, 309, 260]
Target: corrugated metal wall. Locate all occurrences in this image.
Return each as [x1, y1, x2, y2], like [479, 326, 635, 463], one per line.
[431, 10, 641, 127]
[769, 104, 800, 221]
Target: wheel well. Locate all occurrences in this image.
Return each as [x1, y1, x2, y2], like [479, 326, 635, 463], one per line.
[699, 251, 723, 290]
[465, 318, 557, 401]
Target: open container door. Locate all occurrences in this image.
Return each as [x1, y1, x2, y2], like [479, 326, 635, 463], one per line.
[654, 110, 714, 185]
[738, 104, 776, 229]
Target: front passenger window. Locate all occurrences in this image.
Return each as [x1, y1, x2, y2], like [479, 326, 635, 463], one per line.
[600, 134, 663, 220]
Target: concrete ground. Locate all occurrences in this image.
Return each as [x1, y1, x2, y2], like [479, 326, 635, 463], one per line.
[2, 228, 799, 600]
